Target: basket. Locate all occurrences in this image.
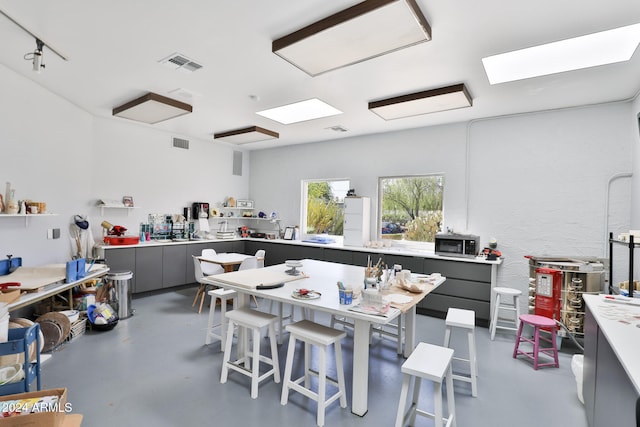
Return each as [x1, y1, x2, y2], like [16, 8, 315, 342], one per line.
[67, 318, 87, 342]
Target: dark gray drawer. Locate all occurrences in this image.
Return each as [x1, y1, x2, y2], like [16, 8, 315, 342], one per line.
[419, 293, 490, 321]
[424, 259, 491, 282]
[432, 278, 491, 302]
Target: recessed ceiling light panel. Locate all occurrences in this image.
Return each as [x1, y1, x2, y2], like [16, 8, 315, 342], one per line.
[369, 84, 472, 120]
[482, 23, 640, 84]
[273, 0, 431, 76]
[112, 92, 192, 124]
[256, 98, 342, 124]
[214, 126, 279, 144]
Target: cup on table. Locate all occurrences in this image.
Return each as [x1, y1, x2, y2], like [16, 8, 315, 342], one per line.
[402, 269, 411, 282]
[339, 289, 353, 305]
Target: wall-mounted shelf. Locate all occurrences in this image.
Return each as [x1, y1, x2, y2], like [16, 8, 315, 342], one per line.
[98, 205, 139, 216]
[0, 213, 58, 226]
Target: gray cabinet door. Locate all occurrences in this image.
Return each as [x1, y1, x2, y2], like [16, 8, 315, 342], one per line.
[104, 248, 136, 292]
[135, 246, 163, 293]
[163, 245, 187, 288]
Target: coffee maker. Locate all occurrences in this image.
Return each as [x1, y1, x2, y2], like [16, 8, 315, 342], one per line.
[192, 202, 209, 220]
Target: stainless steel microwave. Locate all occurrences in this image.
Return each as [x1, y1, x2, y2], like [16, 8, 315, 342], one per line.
[435, 233, 480, 258]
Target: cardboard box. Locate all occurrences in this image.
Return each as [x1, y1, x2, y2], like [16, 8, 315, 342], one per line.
[0, 290, 21, 305]
[0, 388, 73, 427]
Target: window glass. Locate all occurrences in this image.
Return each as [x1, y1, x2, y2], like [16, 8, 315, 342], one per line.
[379, 175, 444, 243]
[302, 179, 350, 236]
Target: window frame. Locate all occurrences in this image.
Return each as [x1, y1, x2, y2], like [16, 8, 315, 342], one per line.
[300, 177, 350, 240]
[377, 173, 445, 250]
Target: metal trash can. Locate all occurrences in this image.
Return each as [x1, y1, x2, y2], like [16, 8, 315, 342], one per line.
[106, 270, 133, 319]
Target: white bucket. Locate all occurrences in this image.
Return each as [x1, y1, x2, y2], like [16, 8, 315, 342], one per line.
[571, 354, 584, 404]
[0, 312, 10, 343]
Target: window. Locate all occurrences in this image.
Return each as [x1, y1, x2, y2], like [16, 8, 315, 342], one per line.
[302, 179, 350, 237]
[379, 175, 444, 244]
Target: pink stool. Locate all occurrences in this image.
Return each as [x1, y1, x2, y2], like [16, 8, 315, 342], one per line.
[512, 314, 559, 370]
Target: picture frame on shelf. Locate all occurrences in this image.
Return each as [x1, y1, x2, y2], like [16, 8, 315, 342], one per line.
[283, 226, 295, 240]
[122, 196, 134, 207]
[236, 199, 254, 208]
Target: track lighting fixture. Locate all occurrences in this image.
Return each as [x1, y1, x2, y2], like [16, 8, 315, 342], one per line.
[24, 38, 45, 73]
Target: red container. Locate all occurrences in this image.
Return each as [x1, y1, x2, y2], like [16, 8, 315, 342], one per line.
[104, 235, 140, 245]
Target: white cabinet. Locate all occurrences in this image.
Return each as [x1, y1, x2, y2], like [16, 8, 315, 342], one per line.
[343, 197, 370, 247]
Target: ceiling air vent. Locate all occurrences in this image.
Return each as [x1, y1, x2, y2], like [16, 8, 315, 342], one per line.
[172, 137, 189, 150]
[159, 53, 204, 73]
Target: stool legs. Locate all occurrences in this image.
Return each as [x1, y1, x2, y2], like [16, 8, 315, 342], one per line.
[443, 324, 478, 397]
[281, 323, 347, 427]
[395, 367, 457, 427]
[205, 293, 235, 348]
[513, 317, 560, 370]
[490, 293, 501, 340]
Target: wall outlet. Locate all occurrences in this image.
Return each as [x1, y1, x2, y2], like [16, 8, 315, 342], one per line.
[53, 228, 60, 239]
[47, 229, 53, 239]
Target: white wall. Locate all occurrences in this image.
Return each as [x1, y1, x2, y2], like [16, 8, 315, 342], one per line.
[0, 64, 93, 265]
[250, 102, 635, 298]
[0, 64, 250, 266]
[89, 118, 250, 241]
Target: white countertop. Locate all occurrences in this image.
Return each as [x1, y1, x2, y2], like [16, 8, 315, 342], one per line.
[100, 237, 502, 265]
[584, 294, 640, 393]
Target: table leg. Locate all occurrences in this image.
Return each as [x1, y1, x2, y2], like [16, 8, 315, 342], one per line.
[352, 318, 371, 416]
[404, 308, 416, 358]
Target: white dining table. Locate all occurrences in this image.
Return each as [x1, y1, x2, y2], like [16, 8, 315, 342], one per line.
[204, 259, 445, 417]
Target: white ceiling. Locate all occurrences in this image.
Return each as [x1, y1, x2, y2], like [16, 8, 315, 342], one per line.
[1, 0, 640, 150]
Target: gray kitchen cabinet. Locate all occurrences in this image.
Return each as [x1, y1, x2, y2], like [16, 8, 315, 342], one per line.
[420, 258, 492, 326]
[135, 246, 163, 293]
[323, 248, 353, 264]
[163, 245, 187, 288]
[104, 247, 136, 292]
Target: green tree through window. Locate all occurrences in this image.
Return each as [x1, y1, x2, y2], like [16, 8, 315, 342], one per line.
[380, 175, 443, 243]
[303, 180, 349, 236]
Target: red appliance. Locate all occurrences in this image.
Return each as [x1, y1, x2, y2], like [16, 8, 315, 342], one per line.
[534, 267, 562, 321]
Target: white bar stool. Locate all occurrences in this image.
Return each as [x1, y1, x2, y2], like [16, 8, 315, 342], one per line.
[395, 342, 456, 427]
[490, 287, 522, 340]
[281, 320, 347, 427]
[204, 288, 237, 349]
[220, 307, 280, 399]
[443, 307, 478, 397]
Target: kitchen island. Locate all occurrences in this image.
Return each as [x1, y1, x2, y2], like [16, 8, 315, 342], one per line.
[101, 237, 500, 324]
[583, 294, 640, 426]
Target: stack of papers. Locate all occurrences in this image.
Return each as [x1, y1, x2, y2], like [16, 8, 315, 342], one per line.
[348, 303, 399, 318]
[216, 231, 236, 239]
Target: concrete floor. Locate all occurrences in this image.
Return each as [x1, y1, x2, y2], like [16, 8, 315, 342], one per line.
[38, 286, 588, 426]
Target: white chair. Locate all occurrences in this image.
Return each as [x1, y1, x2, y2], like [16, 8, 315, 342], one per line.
[443, 307, 478, 397]
[280, 320, 347, 427]
[192, 255, 217, 314]
[239, 256, 259, 270]
[204, 288, 237, 350]
[200, 249, 224, 276]
[490, 287, 522, 340]
[220, 307, 280, 399]
[255, 249, 265, 268]
[395, 342, 456, 427]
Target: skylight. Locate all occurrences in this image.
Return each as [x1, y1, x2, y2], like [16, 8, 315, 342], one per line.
[256, 98, 342, 124]
[482, 23, 640, 84]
